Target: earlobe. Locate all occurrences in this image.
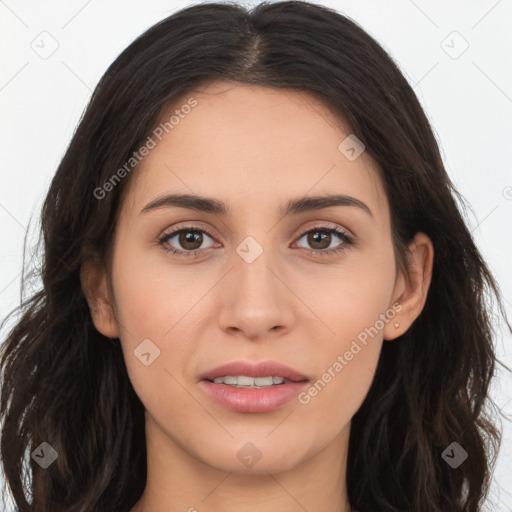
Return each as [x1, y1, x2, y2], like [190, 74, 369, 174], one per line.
[80, 258, 120, 339]
[384, 232, 434, 341]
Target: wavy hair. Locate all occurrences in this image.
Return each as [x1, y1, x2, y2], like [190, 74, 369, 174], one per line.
[1, 1, 509, 511]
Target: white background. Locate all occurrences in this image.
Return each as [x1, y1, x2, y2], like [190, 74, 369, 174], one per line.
[0, 0, 511, 510]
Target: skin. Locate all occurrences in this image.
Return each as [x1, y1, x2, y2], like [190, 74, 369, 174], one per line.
[81, 81, 434, 512]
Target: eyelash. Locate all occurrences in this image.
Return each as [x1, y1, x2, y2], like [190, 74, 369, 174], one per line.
[157, 223, 355, 259]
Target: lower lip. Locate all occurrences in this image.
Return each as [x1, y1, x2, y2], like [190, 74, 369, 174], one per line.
[199, 380, 309, 413]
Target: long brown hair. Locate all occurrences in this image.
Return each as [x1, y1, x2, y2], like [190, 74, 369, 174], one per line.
[1, 2, 509, 511]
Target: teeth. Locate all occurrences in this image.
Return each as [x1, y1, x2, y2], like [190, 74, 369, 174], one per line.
[211, 375, 286, 388]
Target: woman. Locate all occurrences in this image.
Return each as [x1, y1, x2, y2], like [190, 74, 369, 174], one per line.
[1, 1, 509, 511]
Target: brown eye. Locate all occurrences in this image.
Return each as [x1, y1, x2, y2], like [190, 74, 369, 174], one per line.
[295, 227, 353, 255]
[306, 231, 332, 250]
[158, 227, 216, 256]
[177, 231, 203, 250]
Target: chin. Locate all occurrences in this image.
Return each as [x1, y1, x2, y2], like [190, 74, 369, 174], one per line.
[196, 437, 307, 475]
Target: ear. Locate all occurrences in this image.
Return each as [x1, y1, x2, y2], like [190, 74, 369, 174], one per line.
[384, 232, 434, 341]
[80, 257, 120, 339]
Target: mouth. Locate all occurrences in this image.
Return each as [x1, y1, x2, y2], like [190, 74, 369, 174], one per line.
[198, 360, 309, 413]
[204, 375, 304, 388]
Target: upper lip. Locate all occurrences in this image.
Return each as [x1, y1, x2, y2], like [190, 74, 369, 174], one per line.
[199, 360, 309, 382]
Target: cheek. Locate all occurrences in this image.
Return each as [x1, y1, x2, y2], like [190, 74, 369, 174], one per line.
[296, 306, 384, 435]
[299, 251, 395, 413]
[111, 244, 207, 340]
[304, 245, 395, 347]
[109, 251, 197, 396]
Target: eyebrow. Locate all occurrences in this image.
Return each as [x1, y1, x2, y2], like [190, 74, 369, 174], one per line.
[139, 193, 373, 218]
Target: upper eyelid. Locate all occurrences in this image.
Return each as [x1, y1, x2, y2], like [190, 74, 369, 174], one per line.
[161, 223, 216, 240]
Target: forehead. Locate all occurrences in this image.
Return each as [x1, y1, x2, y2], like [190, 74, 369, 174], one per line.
[120, 81, 388, 224]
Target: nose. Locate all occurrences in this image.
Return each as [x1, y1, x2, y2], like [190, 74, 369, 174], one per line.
[216, 246, 295, 341]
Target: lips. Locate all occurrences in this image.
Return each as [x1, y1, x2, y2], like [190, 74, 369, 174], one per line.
[199, 360, 309, 383]
[198, 360, 310, 413]
[199, 379, 309, 413]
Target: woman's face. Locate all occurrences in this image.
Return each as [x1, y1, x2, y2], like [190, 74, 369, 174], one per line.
[87, 81, 426, 475]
